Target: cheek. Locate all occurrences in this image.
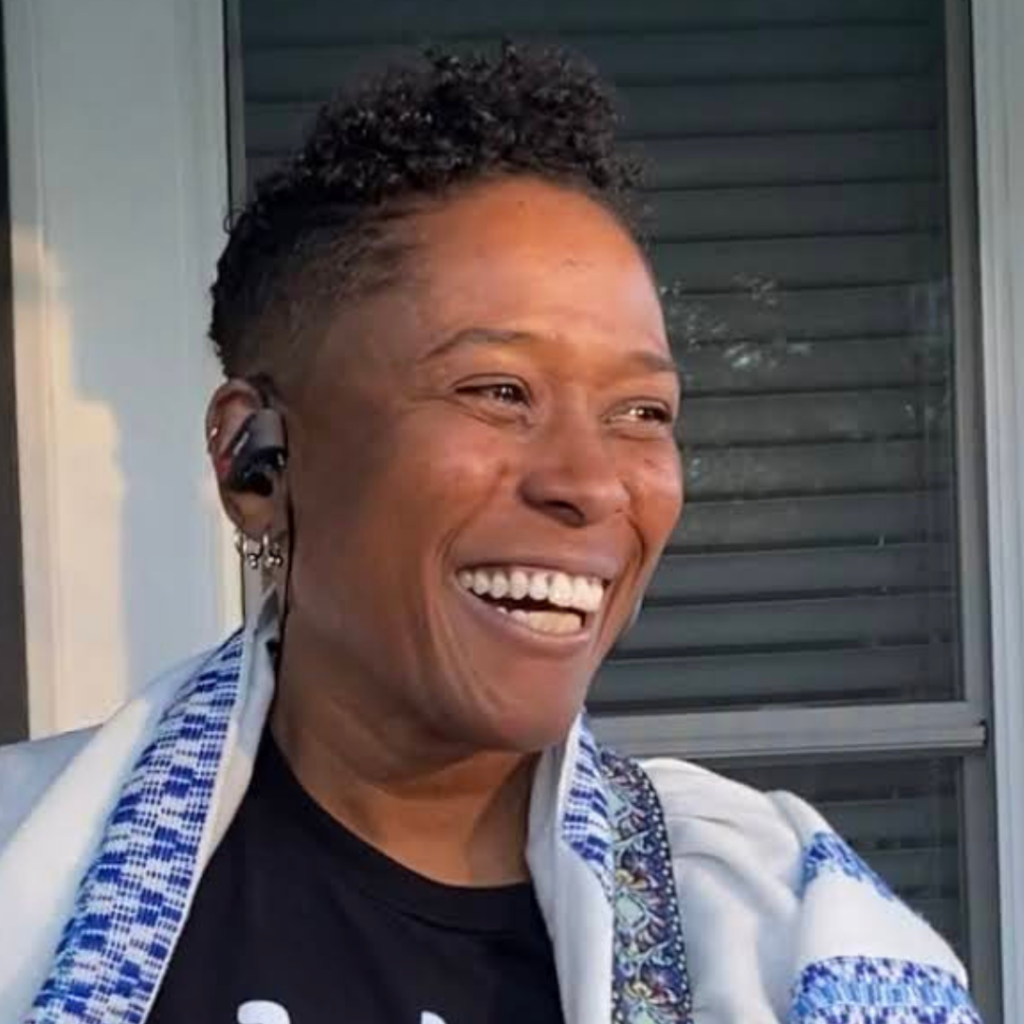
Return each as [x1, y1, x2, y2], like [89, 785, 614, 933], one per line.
[298, 411, 515, 556]
[384, 405, 519, 499]
[414, 435, 512, 505]
[629, 447, 685, 549]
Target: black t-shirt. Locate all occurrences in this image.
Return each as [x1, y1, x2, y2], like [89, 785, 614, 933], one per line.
[148, 735, 565, 1024]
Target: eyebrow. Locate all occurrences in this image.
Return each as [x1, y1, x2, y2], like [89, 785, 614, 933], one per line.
[420, 326, 681, 377]
[419, 327, 534, 363]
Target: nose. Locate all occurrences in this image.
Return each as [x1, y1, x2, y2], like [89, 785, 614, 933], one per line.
[518, 411, 630, 528]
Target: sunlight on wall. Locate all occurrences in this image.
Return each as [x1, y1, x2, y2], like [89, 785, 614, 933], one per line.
[11, 228, 128, 731]
[5, 0, 240, 737]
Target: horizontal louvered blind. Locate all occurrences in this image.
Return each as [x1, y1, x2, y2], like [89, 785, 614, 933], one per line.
[240, 0, 959, 711]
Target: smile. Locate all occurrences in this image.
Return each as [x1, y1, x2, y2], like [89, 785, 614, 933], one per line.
[456, 566, 606, 637]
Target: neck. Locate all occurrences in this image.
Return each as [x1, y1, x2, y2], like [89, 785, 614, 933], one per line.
[270, 637, 537, 888]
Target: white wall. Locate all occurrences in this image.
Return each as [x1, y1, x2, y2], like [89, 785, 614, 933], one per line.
[4, 0, 240, 735]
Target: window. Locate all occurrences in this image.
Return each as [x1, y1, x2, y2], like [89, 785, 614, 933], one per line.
[230, 0, 998, 1016]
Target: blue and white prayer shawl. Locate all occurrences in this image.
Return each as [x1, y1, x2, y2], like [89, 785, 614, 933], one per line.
[0, 601, 983, 1024]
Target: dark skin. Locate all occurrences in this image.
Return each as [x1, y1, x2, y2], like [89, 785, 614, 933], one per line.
[208, 177, 684, 886]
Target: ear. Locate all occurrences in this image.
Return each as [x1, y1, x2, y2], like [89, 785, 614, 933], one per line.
[206, 379, 288, 539]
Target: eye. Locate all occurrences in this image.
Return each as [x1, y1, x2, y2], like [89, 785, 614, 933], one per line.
[457, 380, 530, 406]
[627, 403, 673, 423]
[614, 401, 676, 427]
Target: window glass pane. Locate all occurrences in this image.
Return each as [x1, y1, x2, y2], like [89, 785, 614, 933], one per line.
[238, 0, 966, 709]
[722, 757, 966, 959]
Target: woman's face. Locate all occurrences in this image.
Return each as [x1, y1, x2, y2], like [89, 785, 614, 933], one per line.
[284, 177, 683, 752]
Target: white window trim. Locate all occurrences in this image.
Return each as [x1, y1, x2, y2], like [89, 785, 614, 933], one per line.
[594, 702, 986, 761]
[972, 0, 1024, 1020]
[3, 0, 240, 735]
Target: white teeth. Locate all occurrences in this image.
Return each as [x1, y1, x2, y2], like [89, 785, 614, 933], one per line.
[528, 573, 550, 602]
[509, 569, 529, 600]
[550, 572, 574, 608]
[572, 576, 593, 612]
[458, 566, 607, 614]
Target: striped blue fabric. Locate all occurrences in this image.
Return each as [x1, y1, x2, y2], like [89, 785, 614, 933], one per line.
[26, 633, 244, 1024]
[561, 721, 614, 901]
[789, 957, 982, 1024]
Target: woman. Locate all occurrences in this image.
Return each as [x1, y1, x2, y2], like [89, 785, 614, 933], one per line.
[0, 46, 979, 1024]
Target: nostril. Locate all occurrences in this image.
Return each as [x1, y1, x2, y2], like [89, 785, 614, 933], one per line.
[519, 441, 630, 526]
[545, 499, 586, 528]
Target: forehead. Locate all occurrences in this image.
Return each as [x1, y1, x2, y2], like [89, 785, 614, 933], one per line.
[404, 177, 664, 343]
[309, 177, 670, 392]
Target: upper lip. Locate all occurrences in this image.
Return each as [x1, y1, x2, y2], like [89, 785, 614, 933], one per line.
[454, 553, 622, 584]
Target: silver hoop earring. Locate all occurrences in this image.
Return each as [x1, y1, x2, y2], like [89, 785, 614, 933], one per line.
[234, 530, 263, 571]
[234, 530, 285, 571]
[262, 532, 285, 570]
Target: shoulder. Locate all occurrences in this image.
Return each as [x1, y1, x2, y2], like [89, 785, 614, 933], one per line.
[636, 755, 974, 1018]
[0, 727, 97, 843]
[0, 642, 235, 851]
[607, 756, 807, 1018]
[636, 756, 890, 928]
[637, 754, 814, 906]
[640, 755, 814, 868]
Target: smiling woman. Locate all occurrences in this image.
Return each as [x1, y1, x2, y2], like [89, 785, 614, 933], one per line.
[0, 44, 982, 1024]
[248, 174, 683, 759]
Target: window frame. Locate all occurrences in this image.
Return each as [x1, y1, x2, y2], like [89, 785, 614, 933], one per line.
[971, 0, 1024, 1019]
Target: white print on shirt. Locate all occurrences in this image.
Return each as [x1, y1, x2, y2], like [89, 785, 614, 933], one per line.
[237, 1002, 290, 1024]
[236, 1001, 449, 1024]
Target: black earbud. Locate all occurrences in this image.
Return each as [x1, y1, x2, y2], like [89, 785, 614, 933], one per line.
[225, 407, 287, 496]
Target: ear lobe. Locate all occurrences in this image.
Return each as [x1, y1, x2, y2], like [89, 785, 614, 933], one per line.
[217, 481, 274, 536]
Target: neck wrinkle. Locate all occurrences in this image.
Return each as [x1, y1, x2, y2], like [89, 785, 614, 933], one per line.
[270, 646, 538, 887]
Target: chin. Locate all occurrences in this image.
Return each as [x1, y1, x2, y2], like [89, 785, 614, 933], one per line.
[466, 689, 588, 754]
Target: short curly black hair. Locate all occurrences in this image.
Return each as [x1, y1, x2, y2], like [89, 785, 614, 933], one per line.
[209, 43, 639, 384]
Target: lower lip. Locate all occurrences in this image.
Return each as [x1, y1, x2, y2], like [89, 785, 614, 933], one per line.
[453, 583, 595, 654]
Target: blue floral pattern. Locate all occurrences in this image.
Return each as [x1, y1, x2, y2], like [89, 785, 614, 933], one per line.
[601, 749, 693, 1024]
